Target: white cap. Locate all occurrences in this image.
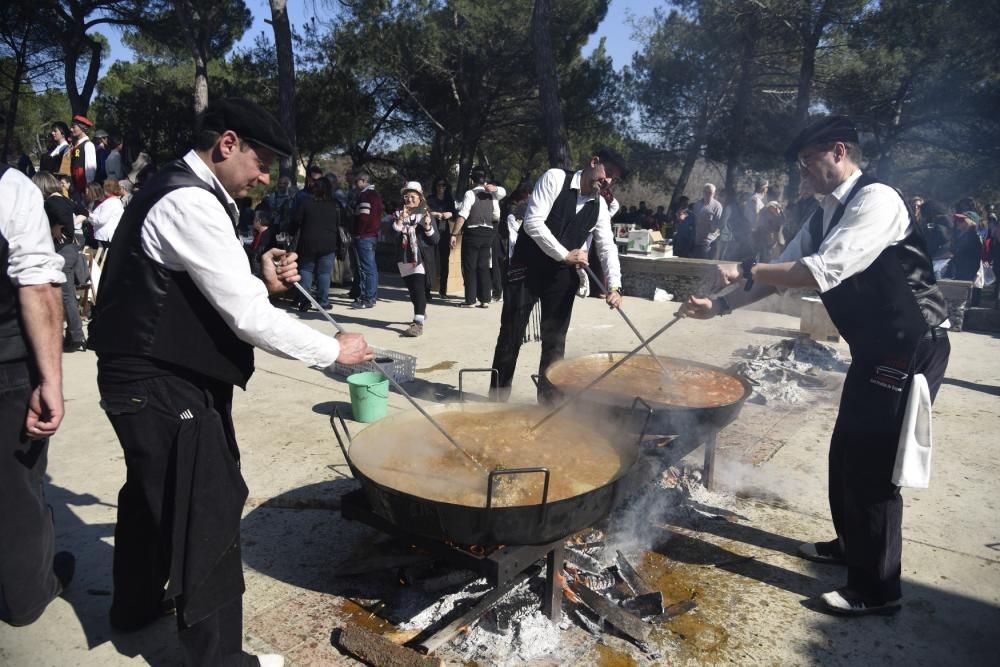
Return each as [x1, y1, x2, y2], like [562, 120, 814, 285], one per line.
[400, 181, 424, 196]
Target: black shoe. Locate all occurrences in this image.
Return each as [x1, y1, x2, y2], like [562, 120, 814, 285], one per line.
[63, 339, 87, 353]
[297, 302, 310, 312]
[817, 588, 901, 616]
[321, 303, 333, 311]
[797, 539, 846, 565]
[53, 551, 75, 593]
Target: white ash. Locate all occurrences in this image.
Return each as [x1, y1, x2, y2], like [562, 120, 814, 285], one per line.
[733, 336, 848, 405]
[395, 579, 489, 630]
[456, 610, 561, 664]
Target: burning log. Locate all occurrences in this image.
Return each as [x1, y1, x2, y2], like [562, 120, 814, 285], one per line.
[567, 581, 651, 643]
[621, 591, 664, 618]
[576, 568, 618, 592]
[564, 547, 604, 575]
[652, 599, 697, 623]
[615, 550, 655, 596]
[338, 624, 444, 667]
[571, 607, 604, 637]
[487, 586, 542, 632]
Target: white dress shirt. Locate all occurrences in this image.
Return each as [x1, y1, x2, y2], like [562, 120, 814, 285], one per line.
[140, 151, 341, 367]
[91, 196, 124, 242]
[457, 185, 507, 227]
[0, 169, 65, 286]
[48, 141, 69, 160]
[77, 136, 97, 184]
[522, 169, 621, 289]
[778, 170, 912, 293]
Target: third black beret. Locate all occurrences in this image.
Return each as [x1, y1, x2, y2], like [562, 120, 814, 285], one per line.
[785, 116, 859, 162]
[202, 98, 293, 158]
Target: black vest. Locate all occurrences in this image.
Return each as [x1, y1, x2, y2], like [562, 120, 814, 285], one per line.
[466, 190, 495, 229]
[510, 170, 599, 273]
[89, 160, 255, 388]
[0, 164, 31, 363]
[809, 174, 946, 358]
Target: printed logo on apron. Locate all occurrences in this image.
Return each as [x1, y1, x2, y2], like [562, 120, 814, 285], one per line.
[870, 365, 909, 392]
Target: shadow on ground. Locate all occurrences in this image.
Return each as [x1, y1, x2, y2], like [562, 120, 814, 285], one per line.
[650, 509, 1000, 665]
[46, 479, 180, 666]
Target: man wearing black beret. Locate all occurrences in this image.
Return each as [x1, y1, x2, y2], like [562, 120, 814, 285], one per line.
[681, 116, 951, 616]
[490, 147, 628, 402]
[89, 98, 374, 666]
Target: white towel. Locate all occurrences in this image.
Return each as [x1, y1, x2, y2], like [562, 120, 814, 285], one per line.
[892, 373, 933, 488]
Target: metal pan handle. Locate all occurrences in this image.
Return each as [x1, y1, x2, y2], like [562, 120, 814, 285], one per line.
[330, 407, 354, 465]
[458, 368, 500, 402]
[486, 467, 551, 524]
[530, 374, 541, 388]
[629, 396, 655, 447]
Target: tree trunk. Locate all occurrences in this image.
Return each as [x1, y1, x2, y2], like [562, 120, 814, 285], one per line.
[786, 0, 834, 201]
[724, 8, 758, 201]
[269, 0, 297, 181]
[192, 50, 210, 131]
[531, 0, 571, 168]
[2, 34, 28, 161]
[672, 109, 709, 206]
[63, 34, 83, 115]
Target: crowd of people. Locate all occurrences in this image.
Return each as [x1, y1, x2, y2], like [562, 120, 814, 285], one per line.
[4, 99, 999, 666]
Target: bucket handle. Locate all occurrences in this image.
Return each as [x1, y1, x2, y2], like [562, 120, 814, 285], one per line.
[486, 467, 551, 525]
[629, 396, 654, 448]
[365, 382, 390, 400]
[458, 368, 500, 402]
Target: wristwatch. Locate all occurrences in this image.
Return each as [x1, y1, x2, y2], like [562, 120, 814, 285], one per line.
[740, 257, 757, 292]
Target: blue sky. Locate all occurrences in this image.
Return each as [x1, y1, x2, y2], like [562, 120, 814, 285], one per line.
[102, 0, 658, 74]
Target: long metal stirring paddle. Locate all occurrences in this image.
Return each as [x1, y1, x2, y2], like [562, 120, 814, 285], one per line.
[582, 265, 671, 376]
[289, 279, 488, 473]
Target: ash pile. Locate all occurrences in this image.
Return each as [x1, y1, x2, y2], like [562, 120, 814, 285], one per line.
[732, 336, 848, 405]
[333, 530, 697, 666]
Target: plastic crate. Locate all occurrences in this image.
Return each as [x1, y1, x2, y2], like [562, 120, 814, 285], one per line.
[331, 347, 416, 384]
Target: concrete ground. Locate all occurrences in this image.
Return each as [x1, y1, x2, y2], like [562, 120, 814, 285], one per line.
[1, 277, 998, 666]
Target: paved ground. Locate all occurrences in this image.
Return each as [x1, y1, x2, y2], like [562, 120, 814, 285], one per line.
[1, 277, 998, 666]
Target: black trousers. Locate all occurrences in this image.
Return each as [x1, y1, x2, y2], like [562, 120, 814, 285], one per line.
[437, 228, 451, 296]
[490, 234, 505, 300]
[402, 273, 428, 319]
[0, 359, 60, 626]
[490, 266, 577, 402]
[461, 227, 494, 305]
[828, 330, 950, 602]
[98, 369, 256, 667]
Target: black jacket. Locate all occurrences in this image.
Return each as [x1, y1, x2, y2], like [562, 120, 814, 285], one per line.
[290, 198, 343, 257]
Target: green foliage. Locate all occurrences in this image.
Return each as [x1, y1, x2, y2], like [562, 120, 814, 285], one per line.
[91, 58, 241, 162]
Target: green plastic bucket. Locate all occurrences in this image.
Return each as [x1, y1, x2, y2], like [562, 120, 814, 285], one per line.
[347, 371, 389, 423]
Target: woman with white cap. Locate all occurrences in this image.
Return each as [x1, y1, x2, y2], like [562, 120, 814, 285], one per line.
[393, 181, 439, 336]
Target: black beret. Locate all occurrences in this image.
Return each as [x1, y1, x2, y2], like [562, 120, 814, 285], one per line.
[596, 146, 630, 180]
[785, 115, 859, 161]
[202, 98, 293, 158]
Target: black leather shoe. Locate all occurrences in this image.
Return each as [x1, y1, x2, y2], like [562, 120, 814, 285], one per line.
[63, 340, 87, 353]
[797, 539, 846, 565]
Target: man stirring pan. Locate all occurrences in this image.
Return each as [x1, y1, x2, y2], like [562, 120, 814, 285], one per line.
[88, 98, 374, 666]
[680, 116, 950, 616]
[490, 148, 628, 403]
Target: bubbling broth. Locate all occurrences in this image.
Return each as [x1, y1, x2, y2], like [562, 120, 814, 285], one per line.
[349, 408, 630, 507]
[547, 355, 746, 409]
